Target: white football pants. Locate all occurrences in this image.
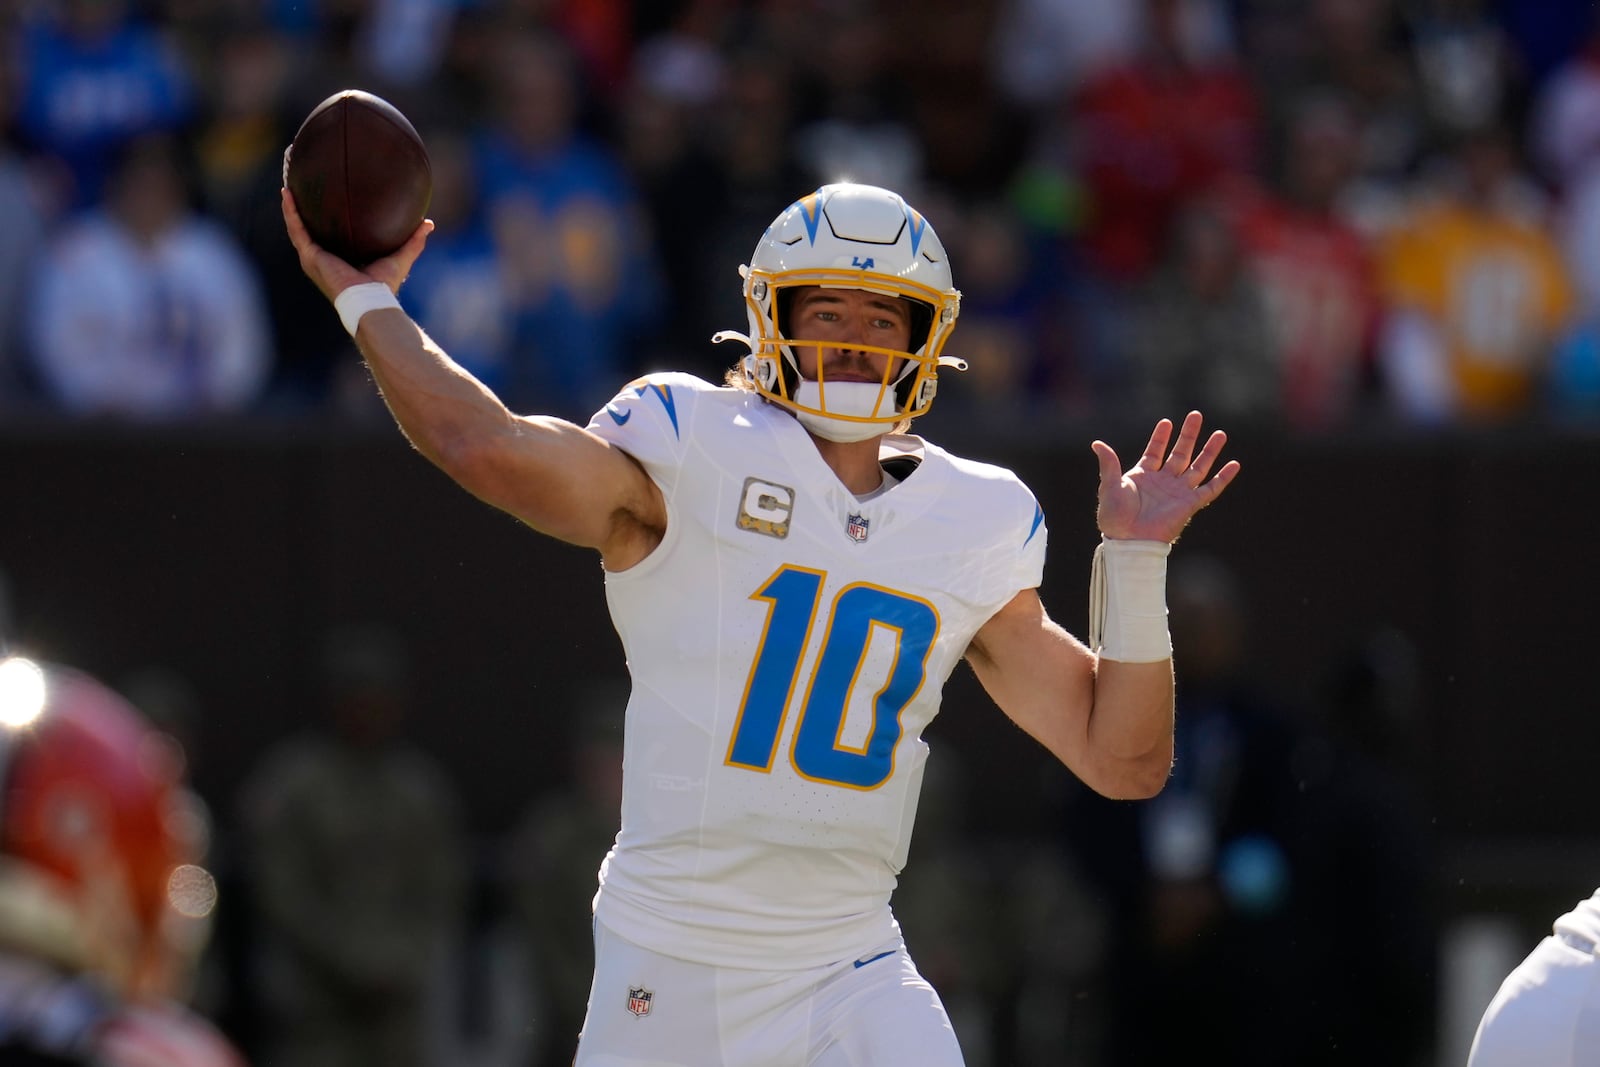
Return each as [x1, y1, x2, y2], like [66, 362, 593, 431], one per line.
[574, 921, 966, 1067]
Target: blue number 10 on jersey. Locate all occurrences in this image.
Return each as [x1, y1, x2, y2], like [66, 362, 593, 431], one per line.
[725, 565, 940, 790]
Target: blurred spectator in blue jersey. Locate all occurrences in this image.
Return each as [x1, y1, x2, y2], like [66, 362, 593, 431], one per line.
[16, 0, 194, 211]
[399, 127, 516, 401]
[924, 198, 1071, 420]
[472, 25, 663, 419]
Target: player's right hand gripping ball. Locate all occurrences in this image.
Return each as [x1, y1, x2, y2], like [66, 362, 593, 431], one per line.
[283, 89, 432, 266]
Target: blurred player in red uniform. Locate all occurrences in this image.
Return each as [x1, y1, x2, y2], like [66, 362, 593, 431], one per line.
[0, 653, 245, 1066]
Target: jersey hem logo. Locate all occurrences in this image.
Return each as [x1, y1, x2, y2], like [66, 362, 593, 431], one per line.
[626, 986, 654, 1017]
[737, 477, 795, 539]
[853, 949, 896, 968]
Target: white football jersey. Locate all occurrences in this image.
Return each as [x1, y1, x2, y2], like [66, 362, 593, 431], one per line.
[584, 373, 1047, 969]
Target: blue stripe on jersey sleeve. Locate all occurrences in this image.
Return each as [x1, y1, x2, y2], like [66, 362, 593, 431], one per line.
[1024, 503, 1045, 547]
[647, 384, 679, 438]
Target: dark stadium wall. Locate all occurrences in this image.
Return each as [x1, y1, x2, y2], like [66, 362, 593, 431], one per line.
[1, 420, 1595, 914]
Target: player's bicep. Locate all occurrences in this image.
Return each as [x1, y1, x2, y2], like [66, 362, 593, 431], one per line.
[452, 414, 665, 556]
[966, 588, 1096, 767]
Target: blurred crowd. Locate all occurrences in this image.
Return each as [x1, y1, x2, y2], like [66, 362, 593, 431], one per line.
[5, 0, 1600, 430]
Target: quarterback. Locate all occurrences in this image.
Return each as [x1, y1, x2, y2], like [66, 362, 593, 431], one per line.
[283, 180, 1238, 1065]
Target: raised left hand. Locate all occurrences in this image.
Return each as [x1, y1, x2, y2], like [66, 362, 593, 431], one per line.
[1093, 411, 1239, 543]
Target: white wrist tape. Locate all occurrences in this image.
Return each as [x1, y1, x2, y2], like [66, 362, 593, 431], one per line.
[1089, 537, 1172, 662]
[334, 282, 401, 336]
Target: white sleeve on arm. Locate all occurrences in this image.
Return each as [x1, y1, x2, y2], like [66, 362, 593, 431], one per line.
[1014, 488, 1048, 592]
[584, 372, 708, 492]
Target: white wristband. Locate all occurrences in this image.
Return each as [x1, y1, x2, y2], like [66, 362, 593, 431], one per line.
[334, 282, 401, 337]
[1089, 537, 1172, 662]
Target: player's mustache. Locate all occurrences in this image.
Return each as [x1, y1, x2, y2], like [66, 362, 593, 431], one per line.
[818, 357, 884, 382]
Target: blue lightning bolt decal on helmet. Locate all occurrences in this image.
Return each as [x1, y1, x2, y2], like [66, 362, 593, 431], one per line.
[712, 183, 967, 440]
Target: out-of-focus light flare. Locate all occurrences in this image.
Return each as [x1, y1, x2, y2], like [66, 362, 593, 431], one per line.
[167, 864, 218, 919]
[0, 657, 46, 728]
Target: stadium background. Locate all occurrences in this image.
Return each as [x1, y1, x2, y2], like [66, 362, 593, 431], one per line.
[4, 0, 1600, 1064]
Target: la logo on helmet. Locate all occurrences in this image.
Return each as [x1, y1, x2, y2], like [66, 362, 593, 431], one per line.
[851, 256, 875, 269]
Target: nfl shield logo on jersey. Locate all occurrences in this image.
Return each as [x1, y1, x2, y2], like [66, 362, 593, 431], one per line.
[626, 986, 654, 1018]
[846, 513, 870, 543]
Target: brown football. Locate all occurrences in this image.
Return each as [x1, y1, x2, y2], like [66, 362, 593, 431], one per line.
[283, 90, 432, 266]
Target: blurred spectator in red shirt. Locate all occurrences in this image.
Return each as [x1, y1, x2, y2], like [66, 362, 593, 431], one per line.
[1070, 0, 1260, 286]
[1217, 92, 1383, 427]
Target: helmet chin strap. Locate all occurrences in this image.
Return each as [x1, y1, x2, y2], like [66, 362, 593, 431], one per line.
[793, 381, 897, 442]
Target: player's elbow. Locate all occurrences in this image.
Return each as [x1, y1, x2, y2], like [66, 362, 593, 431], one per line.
[1085, 746, 1173, 801]
[1118, 757, 1174, 800]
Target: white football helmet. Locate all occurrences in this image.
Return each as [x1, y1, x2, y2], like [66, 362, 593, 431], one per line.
[714, 183, 965, 441]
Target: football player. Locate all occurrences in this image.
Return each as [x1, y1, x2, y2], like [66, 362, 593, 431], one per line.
[282, 180, 1239, 1065]
[0, 654, 245, 1065]
[1469, 888, 1600, 1066]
